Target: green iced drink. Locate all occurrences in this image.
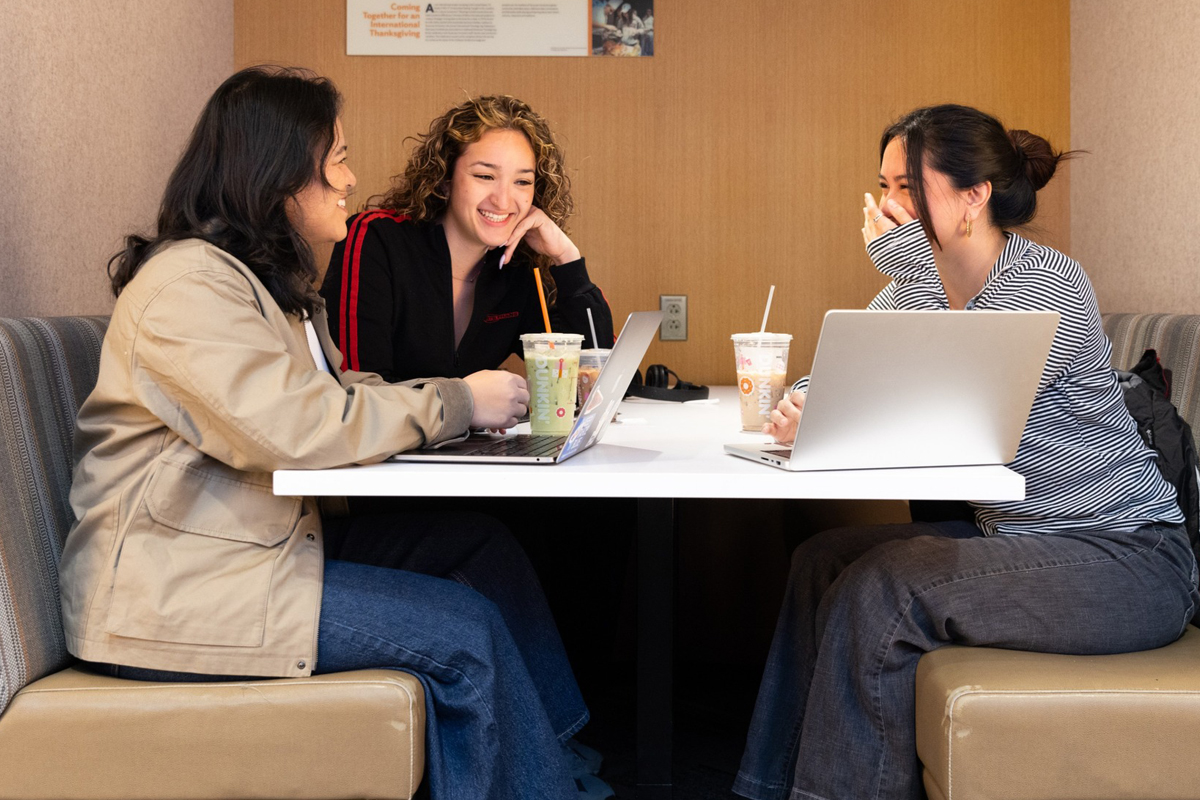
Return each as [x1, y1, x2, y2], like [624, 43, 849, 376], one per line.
[520, 333, 584, 435]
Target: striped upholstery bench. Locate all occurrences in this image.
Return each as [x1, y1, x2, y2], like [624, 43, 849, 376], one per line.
[0, 317, 426, 800]
[915, 312, 1200, 800]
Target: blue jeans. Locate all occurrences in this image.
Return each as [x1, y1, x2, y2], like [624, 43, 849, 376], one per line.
[734, 520, 1199, 800]
[318, 510, 588, 800]
[93, 510, 587, 800]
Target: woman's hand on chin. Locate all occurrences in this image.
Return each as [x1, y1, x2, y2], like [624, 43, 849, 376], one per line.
[862, 192, 914, 246]
[501, 207, 581, 267]
[762, 392, 805, 445]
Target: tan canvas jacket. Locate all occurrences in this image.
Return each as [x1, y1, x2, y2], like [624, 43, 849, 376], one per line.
[59, 239, 472, 677]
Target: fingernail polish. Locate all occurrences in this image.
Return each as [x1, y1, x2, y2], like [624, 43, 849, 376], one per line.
[498, 254, 506, 270]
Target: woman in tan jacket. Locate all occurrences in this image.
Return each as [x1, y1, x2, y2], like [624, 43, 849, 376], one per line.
[58, 66, 605, 800]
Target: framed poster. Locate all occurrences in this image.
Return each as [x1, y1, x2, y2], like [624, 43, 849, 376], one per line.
[346, 0, 654, 57]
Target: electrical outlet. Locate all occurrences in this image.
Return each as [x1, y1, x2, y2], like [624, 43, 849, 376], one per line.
[659, 294, 687, 341]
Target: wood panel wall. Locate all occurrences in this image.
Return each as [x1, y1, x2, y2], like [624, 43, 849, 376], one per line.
[235, 0, 1070, 386]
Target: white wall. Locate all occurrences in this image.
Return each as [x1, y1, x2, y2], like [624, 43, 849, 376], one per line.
[1071, 0, 1200, 314]
[0, 0, 233, 317]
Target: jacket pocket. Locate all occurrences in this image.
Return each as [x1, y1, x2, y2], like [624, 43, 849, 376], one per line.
[104, 460, 302, 647]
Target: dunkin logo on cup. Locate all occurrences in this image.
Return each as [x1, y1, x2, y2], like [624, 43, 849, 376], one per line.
[757, 374, 776, 416]
[532, 354, 569, 423]
[533, 353, 552, 423]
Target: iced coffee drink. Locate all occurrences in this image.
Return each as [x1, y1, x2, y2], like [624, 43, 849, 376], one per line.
[521, 333, 584, 435]
[731, 333, 792, 432]
[577, 348, 611, 409]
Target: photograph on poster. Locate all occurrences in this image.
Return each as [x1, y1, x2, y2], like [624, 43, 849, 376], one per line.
[591, 0, 653, 56]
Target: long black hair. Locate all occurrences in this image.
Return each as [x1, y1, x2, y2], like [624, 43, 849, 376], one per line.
[108, 66, 342, 317]
[880, 104, 1077, 248]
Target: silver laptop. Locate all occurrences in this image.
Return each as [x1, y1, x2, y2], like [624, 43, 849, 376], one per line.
[392, 310, 664, 464]
[724, 309, 1060, 471]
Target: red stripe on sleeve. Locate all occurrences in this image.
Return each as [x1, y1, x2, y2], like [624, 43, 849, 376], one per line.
[339, 213, 372, 370]
[339, 211, 408, 372]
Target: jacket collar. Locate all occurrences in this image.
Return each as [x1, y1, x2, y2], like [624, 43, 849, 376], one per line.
[422, 219, 506, 273]
[420, 219, 453, 266]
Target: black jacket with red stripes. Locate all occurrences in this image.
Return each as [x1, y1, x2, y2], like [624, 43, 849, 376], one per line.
[320, 211, 615, 381]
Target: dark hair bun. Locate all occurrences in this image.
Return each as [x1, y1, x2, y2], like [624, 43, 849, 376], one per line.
[1008, 129, 1060, 191]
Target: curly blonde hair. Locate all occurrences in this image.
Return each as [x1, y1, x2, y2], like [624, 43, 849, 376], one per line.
[375, 95, 575, 301]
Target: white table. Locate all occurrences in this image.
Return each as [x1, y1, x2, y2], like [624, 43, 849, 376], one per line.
[275, 387, 1024, 501]
[275, 386, 1023, 798]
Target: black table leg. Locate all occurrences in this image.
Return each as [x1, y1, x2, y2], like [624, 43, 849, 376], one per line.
[637, 497, 676, 799]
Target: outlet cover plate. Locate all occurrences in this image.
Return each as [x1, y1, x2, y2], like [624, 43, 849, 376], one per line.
[660, 294, 687, 341]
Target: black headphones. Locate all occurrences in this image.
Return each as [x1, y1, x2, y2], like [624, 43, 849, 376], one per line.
[626, 364, 710, 402]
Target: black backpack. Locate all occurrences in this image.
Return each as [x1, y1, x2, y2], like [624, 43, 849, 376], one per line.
[1117, 349, 1200, 566]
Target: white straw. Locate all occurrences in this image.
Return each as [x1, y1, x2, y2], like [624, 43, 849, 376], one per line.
[759, 285, 776, 333]
[587, 307, 599, 348]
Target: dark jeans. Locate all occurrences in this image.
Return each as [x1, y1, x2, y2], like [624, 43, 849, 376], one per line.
[734, 520, 1199, 800]
[92, 510, 588, 800]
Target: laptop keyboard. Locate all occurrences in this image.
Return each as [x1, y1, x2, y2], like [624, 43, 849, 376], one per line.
[764, 448, 793, 459]
[465, 435, 566, 457]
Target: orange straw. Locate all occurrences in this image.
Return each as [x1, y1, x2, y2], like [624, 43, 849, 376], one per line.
[532, 268, 553, 333]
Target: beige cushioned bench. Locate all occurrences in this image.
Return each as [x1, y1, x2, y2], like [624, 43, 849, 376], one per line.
[0, 316, 425, 800]
[916, 313, 1200, 800]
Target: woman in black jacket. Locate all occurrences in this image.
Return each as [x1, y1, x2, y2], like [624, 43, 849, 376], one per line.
[321, 95, 614, 381]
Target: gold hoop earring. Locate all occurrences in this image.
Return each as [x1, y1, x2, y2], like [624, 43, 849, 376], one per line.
[965, 217, 973, 238]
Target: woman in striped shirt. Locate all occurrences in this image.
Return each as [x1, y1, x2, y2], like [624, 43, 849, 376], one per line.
[734, 104, 1198, 800]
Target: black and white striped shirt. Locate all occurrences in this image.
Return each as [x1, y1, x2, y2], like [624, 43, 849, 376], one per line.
[795, 220, 1182, 536]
